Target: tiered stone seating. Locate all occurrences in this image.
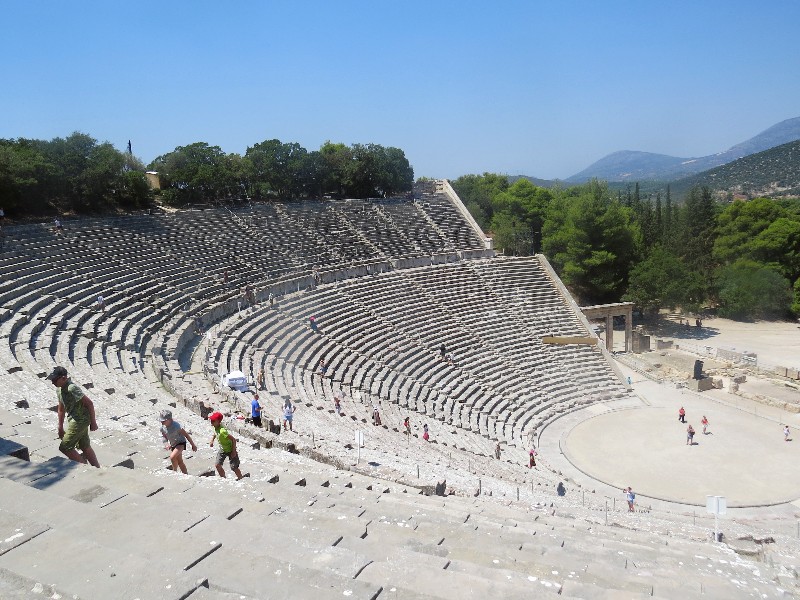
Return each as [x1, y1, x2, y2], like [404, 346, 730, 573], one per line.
[416, 195, 485, 251]
[2, 181, 791, 598]
[0, 421, 790, 599]
[211, 257, 627, 449]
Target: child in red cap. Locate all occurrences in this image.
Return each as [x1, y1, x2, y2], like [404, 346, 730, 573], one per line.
[209, 412, 243, 479]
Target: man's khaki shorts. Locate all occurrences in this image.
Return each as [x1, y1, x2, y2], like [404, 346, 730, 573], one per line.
[60, 422, 91, 452]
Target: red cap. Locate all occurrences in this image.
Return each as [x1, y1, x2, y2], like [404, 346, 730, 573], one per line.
[209, 412, 224, 422]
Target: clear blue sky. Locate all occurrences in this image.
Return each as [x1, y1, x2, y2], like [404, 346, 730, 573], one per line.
[3, 1, 799, 180]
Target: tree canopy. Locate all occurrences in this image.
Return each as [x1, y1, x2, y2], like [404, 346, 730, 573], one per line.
[0, 133, 414, 214]
[151, 139, 413, 205]
[456, 173, 800, 319]
[0, 132, 151, 214]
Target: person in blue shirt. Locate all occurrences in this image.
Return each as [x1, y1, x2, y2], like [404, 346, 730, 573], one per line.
[251, 394, 263, 428]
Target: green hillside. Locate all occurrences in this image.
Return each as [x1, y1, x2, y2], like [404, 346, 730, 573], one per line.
[672, 140, 800, 200]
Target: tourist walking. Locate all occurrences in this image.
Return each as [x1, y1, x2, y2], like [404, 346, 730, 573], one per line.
[701, 415, 709, 435]
[686, 424, 695, 445]
[422, 423, 429, 441]
[403, 416, 411, 435]
[529, 447, 537, 468]
[495, 442, 502, 460]
[209, 412, 244, 479]
[678, 407, 686, 423]
[48, 366, 100, 467]
[159, 410, 197, 474]
[784, 425, 791, 442]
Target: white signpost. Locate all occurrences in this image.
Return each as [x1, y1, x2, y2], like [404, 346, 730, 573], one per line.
[355, 430, 365, 464]
[706, 495, 727, 541]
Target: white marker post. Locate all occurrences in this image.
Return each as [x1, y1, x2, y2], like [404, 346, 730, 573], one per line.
[355, 430, 364, 464]
[706, 495, 726, 542]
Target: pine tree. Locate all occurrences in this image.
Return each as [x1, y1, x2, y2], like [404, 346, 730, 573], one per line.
[655, 192, 663, 241]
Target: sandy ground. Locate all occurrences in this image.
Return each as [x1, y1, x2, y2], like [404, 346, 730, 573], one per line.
[634, 315, 800, 369]
[553, 318, 800, 507]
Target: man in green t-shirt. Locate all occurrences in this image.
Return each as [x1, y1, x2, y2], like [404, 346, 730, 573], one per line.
[209, 412, 243, 479]
[47, 366, 100, 467]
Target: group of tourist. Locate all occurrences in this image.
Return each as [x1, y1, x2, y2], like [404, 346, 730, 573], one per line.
[47, 364, 249, 478]
[250, 393, 296, 432]
[49, 361, 543, 487]
[678, 406, 711, 446]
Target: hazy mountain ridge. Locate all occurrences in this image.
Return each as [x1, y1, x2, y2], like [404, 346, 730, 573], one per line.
[671, 139, 800, 199]
[565, 116, 800, 183]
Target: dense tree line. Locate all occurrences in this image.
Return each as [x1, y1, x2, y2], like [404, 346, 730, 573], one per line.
[149, 140, 413, 206]
[452, 174, 800, 320]
[0, 133, 414, 215]
[0, 133, 151, 214]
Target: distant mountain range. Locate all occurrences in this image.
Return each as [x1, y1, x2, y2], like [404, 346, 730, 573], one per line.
[564, 116, 800, 183]
[670, 139, 800, 199]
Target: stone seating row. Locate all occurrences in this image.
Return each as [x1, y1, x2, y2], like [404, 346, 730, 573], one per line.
[0, 424, 784, 599]
[234, 261, 623, 443]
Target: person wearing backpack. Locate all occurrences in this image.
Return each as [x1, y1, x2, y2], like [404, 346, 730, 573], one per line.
[624, 487, 636, 512]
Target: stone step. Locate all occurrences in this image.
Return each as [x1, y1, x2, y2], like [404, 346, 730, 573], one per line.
[186, 543, 383, 600]
[0, 527, 205, 600]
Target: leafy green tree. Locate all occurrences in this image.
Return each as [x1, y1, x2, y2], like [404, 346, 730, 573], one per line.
[664, 184, 672, 241]
[300, 150, 325, 198]
[713, 197, 786, 263]
[542, 180, 640, 304]
[244, 139, 307, 199]
[654, 193, 663, 241]
[624, 246, 704, 314]
[149, 142, 234, 205]
[0, 139, 52, 212]
[680, 185, 717, 282]
[489, 178, 552, 255]
[751, 217, 800, 282]
[319, 141, 352, 197]
[344, 143, 412, 198]
[117, 169, 152, 209]
[490, 212, 530, 255]
[371, 146, 413, 196]
[77, 142, 126, 210]
[450, 173, 509, 230]
[716, 259, 792, 320]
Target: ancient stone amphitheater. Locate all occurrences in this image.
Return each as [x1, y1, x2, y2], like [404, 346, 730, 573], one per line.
[0, 181, 794, 598]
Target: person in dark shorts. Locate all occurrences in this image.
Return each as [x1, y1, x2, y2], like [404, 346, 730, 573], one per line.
[48, 366, 100, 467]
[209, 412, 244, 479]
[159, 410, 197, 474]
[251, 394, 263, 428]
